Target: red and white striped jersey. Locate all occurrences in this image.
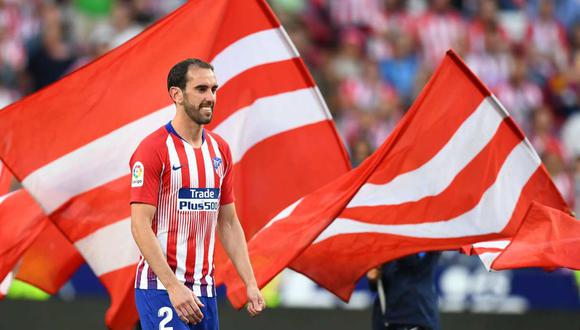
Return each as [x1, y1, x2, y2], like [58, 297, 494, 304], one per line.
[130, 122, 235, 297]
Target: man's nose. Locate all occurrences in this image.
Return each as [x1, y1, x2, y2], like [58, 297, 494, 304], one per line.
[205, 90, 216, 103]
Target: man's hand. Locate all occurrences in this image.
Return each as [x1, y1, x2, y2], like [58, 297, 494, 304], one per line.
[167, 283, 205, 324]
[366, 267, 381, 283]
[246, 286, 265, 317]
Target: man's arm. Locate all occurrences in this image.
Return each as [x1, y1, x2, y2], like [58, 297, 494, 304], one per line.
[130, 203, 204, 324]
[217, 203, 265, 316]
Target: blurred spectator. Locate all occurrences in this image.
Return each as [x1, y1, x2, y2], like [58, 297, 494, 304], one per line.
[544, 22, 580, 119]
[494, 55, 543, 134]
[415, 0, 468, 69]
[525, 0, 569, 82]
[328, 28, 365, 81]
[468, 0, 510, 53]
[340, 60, 396, 114]
[562, 112, 580, 159]
[368, 253, 442, 330]
[465, 21, 512, 90]
[26, 4, 76, 92]
[0, 14, 25, 86]
[531, 106, 576, 207]
[526, 0, 580, 31]
[132, 0, 156, 25]
[324, 0, 385, 31]
[378, 31, 420, 106]
[107, 1, 143, 48]
[366, 0, 415, 61]
[351, 138, 372, 168]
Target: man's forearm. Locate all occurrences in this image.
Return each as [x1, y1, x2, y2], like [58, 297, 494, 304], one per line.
[218, 218, 257, 288]
[131, 218, 181, 289]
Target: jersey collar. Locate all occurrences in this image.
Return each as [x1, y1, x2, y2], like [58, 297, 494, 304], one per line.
[165, 121, 205, 145]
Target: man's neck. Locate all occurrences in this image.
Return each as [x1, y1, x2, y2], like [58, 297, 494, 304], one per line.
[171, 114, 203, 147]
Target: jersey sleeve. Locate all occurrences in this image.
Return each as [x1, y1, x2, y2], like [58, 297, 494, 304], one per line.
[130, 141, 164, 207]
[219, 140, 235, 205]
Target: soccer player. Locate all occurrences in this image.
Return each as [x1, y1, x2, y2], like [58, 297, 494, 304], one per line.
[130, 58, 265, 329]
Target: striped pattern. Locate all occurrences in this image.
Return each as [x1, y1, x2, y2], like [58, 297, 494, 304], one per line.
[0, 1, 350, 328]
[132, 129, 226, 297]
[223, 51, 569, 308]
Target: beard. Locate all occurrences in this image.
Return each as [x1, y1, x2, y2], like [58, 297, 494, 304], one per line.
[184, 99, 214, 125]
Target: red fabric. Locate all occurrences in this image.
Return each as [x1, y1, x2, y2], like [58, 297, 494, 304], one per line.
[15, 222, 84, 294]
[492, 203, 580, 270]
[222, 50, 570, 308]
[0, 190, 50, 281]
[0, 0, 349, 327]
[0, 163, 12, 195]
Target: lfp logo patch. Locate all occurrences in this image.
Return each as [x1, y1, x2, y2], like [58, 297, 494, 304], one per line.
[132, 161, 144, 187]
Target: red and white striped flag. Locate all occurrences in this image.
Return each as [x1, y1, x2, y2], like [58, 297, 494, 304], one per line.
[0, 190, 50, 283]
[223, 50, 571, 308]
[14, 221, 84, 295]
[0, 168, 81, 299]
[469, 202, 579, 271]
[0, 189, 81, 300]
[0, 1, 349, 328]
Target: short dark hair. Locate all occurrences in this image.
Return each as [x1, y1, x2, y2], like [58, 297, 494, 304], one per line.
[167, 58, 214, 91]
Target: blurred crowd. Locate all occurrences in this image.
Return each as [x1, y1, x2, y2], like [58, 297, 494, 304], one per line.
[271, 0, 580, 215]
[0, 0, 183, 104]
[0, 0, 578, 215]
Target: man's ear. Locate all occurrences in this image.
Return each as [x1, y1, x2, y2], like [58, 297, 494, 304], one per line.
[169, 86, 183, 104]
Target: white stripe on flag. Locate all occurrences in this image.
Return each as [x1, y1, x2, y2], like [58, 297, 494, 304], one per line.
[74, 218, 140, 276]
[0, 271, 13, 296]
[478, 252, 501, 271]
[314, 141, 540, 243]
[262, 197, 303, 231]
[212, 28, 296, 86]
[473, 240, 511, 249]
[215, 88, 328, 163]
[23, 105, 176, 214]
[349, 97, 505, 207]
[0, 190, 17, 204]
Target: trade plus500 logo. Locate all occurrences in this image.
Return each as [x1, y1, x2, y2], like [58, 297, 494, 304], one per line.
[178, 188, 220, 211]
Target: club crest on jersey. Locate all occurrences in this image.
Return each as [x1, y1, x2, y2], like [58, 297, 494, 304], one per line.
[213, 157, 222, 170]
[178, 188, 221, 211]
[131, 161, 144, 187]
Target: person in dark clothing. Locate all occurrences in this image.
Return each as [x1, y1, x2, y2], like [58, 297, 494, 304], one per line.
[25, 5, 76, 92]
[367, 252, 441, 330]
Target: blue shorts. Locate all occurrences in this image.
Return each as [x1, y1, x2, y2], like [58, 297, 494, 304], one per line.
[135, 289, 219, 330]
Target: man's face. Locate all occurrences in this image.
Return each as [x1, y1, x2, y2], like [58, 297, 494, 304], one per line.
[181, 66, 218, 125]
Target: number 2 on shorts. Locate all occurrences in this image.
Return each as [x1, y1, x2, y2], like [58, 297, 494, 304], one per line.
[158, 306, 173, 330]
